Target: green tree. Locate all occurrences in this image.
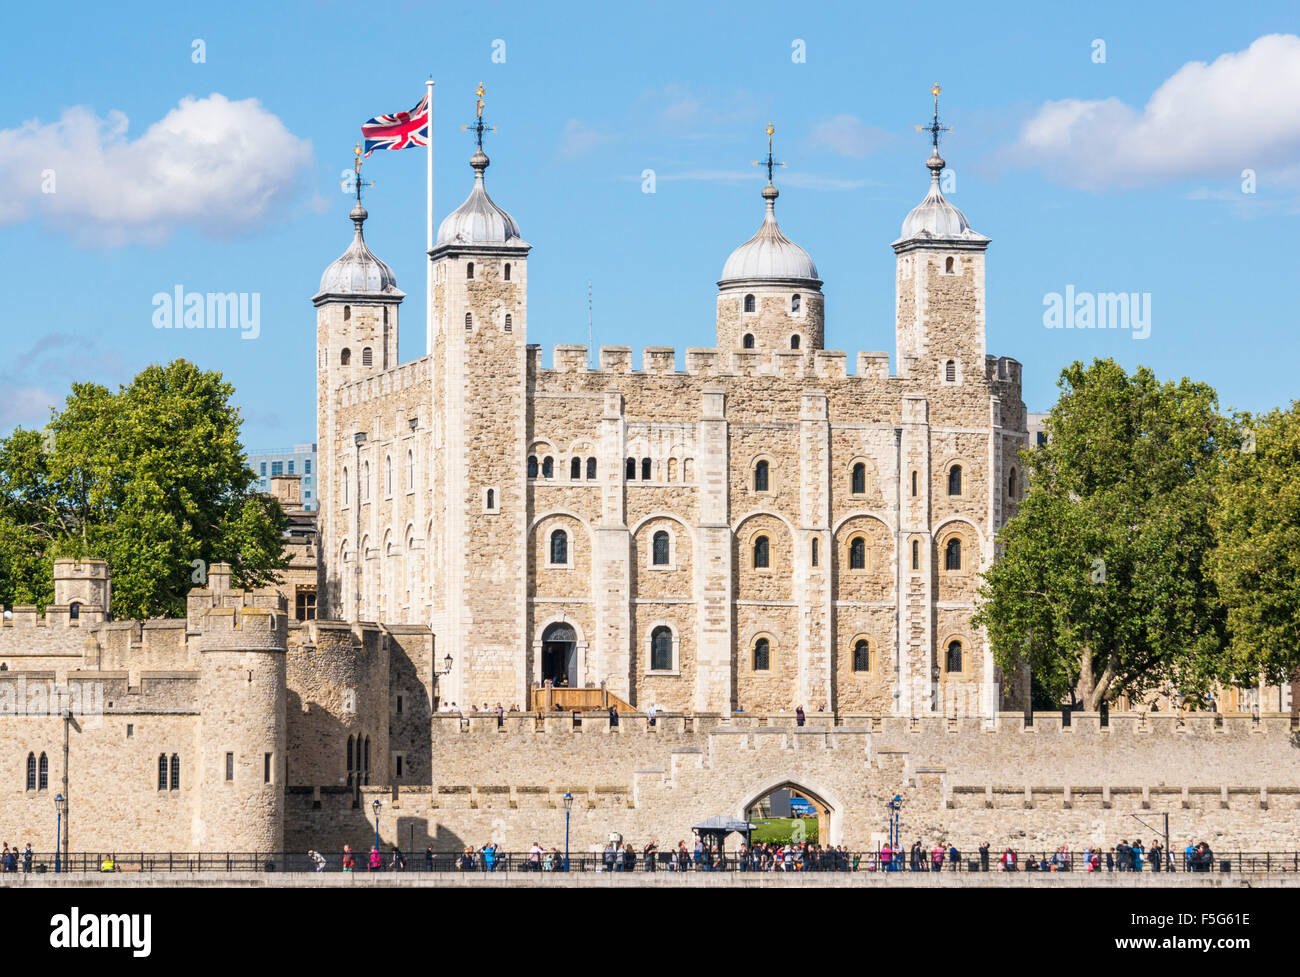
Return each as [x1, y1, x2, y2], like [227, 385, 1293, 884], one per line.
[974, 359, 1230, 710]
[0, 359, 287, 618]
[1208, 403, 1300, 687]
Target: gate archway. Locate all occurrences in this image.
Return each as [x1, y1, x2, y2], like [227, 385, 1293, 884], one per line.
[735, 775, 845, 846]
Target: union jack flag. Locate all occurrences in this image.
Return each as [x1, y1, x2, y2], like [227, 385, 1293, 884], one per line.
[361, 93, 429, 157]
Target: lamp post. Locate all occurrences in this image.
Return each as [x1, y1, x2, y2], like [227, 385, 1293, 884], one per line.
[433, 652, 454, 710]
[53, 793, 66, 873]
[372, 799, 381, 853]
[887, 794, 903, 868]
[563, 792, 573, 872]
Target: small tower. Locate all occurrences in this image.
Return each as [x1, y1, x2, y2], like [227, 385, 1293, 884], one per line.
[429, 85, 531, 708]
[892, 85, 990, 381]
[717, 123, 823, 356]
[196, 595, 288, 852]
[313, 146, 404, 617]
[52, 559, 110, 622]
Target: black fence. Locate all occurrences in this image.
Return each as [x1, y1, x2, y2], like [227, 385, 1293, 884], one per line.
[2, 849, 1297, 875]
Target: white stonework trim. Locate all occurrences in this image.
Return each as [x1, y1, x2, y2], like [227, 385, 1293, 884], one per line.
[530, 597, 593, 604]
[931, 516, 986, 550]
[644, 619, 680, 673]
[831, 510, 895, 534]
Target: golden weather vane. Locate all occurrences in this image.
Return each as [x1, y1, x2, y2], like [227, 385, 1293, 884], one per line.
[752, 121, 786, 182]
[344, 142, 375, 204]
[461, 82, 497, 149]
[915, 83, 952, 153]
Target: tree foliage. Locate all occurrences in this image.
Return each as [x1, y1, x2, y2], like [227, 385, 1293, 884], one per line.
[974, 359, 1230, 709]
[0, 359, 287, 619]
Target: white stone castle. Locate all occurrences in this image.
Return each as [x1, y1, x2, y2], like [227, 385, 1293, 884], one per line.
[312, 92, 1026, 719]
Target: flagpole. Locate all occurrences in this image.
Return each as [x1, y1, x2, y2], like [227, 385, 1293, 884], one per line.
[426, 78, 435, 353]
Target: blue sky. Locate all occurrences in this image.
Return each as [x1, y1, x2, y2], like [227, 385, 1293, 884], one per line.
[2, 0, 1298, 448]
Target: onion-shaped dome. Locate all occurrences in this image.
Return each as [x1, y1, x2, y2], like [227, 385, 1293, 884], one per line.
[317, 204, 401, 297]
[894, 152, 989, 245]
[436, 149, 523, 247]
[719, 182, 820, 285]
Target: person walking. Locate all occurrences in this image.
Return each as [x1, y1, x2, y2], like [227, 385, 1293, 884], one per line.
[368, 846, 382, 872]
[425, 847, 436, 872]
[979, 841, 990, 872]
[796, 705, 806, 727]
[343, 846, 355, 872]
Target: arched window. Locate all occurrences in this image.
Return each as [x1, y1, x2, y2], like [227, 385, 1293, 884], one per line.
[486, 488, 495, 510]
[343, 305, 351, 321]
[945, 538, 962, 571]
[342, 468, 349, 504]
[849, 536, 866, 570]
[504, 313, 513, 332]
[69, 602, 80, 620]
[754, 460, 769, 492]
[790, 334, 801, 350]
[743, 294, 755, 313]
[527, 456, 538, 479]
[851, 463, 866, 495]
[948, 465, 963, 496]
[170, 754, 180, 790]
[752, 637, 770, 671]
[946, 640, 963, 672]
[38, 752, 47, 790]
[541, 457, 554, 479]
[791, 294, 801, 312]
[465, 312, 473, 332]
[811, 537, 819, 567]
[25, 753, 34, 790]
[945, 359, 956, 382]
[911, 470, 918, 496]
[912, 539, 920, 570]
[363, 461, 370, 499]
[550, 529, 568, 566]
[341, 348, 351, 366]
[945, 256, 955, 273]
[586, 458, 597, 480]
[641, 457, 651, 481]
[362, 347, 373, 366]
[363, 737, 371, 784]
[650, 626, 673, 671]
[158, 754, 167, 790]
[570, 457, 581, 480]
[384, 455, 392, 495]
[625, 457, 636, 480]
[407, 450, 414, 489]
[652, 531, 670, 566]
[504, 263, 511, 281]
[466, 261, 475, 279]
[346, 736, 354, 786]
[1008, 468, 1018, 498]
[853, 639, 870, 672]
[742, 333, 755, 349]
[753, 535, 770, 569]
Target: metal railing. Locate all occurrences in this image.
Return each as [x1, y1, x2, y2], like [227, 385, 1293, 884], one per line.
[1, 849, 1295, 875]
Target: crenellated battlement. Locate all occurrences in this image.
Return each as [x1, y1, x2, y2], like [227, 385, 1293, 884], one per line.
[336, 355, 432, 408]
[528, 344, 906, 381]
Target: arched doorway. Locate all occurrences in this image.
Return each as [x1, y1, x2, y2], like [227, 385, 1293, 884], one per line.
[737, 777, 843, 846]
[540, 622, 577, 687]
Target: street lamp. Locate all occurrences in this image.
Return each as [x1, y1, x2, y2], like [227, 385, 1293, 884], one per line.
[371, 799, 381, 853]
[53, 793, 66, 873]
[433, 653, 454, 711]
[886, 794, 904, 866]
[563, 792, 573, 872]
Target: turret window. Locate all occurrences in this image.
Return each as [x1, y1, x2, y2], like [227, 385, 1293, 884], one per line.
[504, 313, 513, 333]
[811, 538, 819, 567]
[945, 256, 955, 274]
[541, 457, 554, 479]
[849, 536, 867, 571]
[791, 294, 801, 312]
[851, 463, 867, 495]
[753, 459, 770, 492]
[549, 529, 569, 566]
[570, 457, 581, 480]
[753, 535, 770, 569]
[626, 457, 636, 480]
[464, 313, 473, 332]
[911, 470, 919, 497]
[945, 359, 956, 383]
[912, 539, 920, 570]
[1008, 468, 1018, 498]
[945, 538, 963, 571]
[341, 348, 351, 366]
[948, 465, 963, 496]
[504, 263, 511, 281]
[641, 457, 652, 481]
[528, 456, 538, 479]
[790, 334, 801, 350]
[343, 306, 351, 321]
[407, 450, 414, 490]
[466, 261, 475, 279]
[586, 458, 597, 480]
[743, 294, 755, 313]
[742, 333, 755, 349]
[362, 347, 373, 366]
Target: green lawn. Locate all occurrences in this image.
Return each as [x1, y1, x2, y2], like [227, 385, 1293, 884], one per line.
[749, 817, 819, 845]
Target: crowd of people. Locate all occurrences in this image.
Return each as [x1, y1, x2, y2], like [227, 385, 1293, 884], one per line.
[306, 837, 1224, 873]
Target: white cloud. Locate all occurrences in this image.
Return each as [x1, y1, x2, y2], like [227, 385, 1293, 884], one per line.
[0, 93, 313, 245]
[1012, 34, 1300, 189]
[807, 114, 891, 158]
[557, 119, 614, 161]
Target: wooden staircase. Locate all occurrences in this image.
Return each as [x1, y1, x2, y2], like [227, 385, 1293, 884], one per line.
[529, 685, 636, 714]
